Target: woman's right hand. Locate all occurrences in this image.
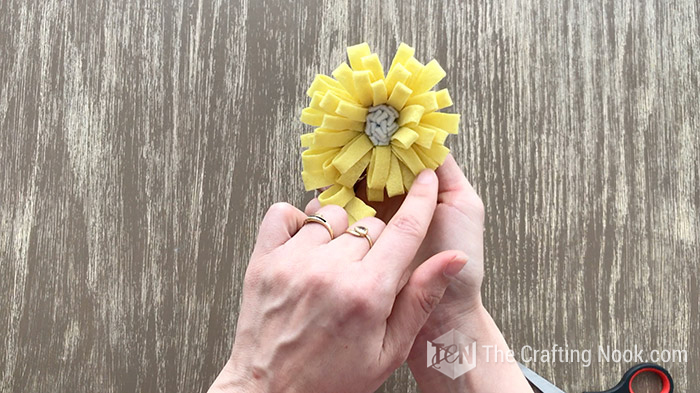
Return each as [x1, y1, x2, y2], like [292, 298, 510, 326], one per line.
[209, 169, 468, 393]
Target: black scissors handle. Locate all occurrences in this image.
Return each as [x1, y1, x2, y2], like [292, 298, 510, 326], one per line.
[583, 363, 673, 393]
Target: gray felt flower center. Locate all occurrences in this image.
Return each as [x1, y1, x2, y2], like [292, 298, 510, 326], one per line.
[364, 104, 399, 146]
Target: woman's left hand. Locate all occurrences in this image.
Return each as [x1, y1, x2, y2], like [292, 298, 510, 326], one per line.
[210, 169, 468, 393]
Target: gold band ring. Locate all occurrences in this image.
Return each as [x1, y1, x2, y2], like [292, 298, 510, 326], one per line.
[303, 214, 334, 240]
[345, 225, 373, 248]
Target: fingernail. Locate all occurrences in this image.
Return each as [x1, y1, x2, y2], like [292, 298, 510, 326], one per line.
[415, 169, 435, 184]
[444, 254, 468, 277]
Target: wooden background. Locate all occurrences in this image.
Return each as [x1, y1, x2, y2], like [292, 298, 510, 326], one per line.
[1, 0, 698, 392]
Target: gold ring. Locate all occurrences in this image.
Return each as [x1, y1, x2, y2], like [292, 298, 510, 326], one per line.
[345, 225, 373, 248]
[303, 214, 334, 239]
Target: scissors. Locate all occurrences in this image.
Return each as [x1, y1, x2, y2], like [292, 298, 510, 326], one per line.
[518, 362, 673, 393]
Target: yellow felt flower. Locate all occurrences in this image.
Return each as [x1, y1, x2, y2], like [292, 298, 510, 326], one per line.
[300, 42, 459, 223]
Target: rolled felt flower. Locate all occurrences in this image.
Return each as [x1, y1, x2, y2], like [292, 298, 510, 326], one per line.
[300, 42, 460, 223]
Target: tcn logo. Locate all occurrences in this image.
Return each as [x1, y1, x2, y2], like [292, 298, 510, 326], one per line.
[426, 329, 477, 379]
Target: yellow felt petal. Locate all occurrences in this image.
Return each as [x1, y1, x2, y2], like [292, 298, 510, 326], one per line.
[307, 74, 356, 102]
[390, 42, 415, 70]
[386, 154, 404, 197]
[365, 153, 377, 200]
[322, 115, 364, 131]
[421, 112, 460, 133]
[300, 108, 325, 126]
[306, 75, 333, 97]
[302, 147, 340, 170]
[332, 62, 356, 97]
[404, 57, 424, 88]
[411, 59, 446, 94]
[398, 105, 425, 126]
[345, 197, 377, 221]
[364, 151, 384, 202]
[337, 151, 371, 187]
[367, 188, 384, 202]
[414, 145, 440, 169]
[314, 129, 359, 147]
[347, 42, 371, 71]
[302, 170, 334, 191]
[411, 125, 437, 148]
[391, 127, 419, 149]
[429, 143, 451, 163]
[300, 133, 315, 147]
[370, 79, 388, 106]
[319, 74, 344, 89]
[361, 53, 385, 81]
[336, 101, 368, 122]
[332, 134, 374, 173]
[433, 128, 449, 145]
[367, 146, 391, 189]
[318, 184, 355, 207]
[435, 89, 453, 109]
[352, 70, 374, 107]
[384, 63, 411, 96]
[417, 143, 450, 165]
[309, 92, 325, 110]
[392, 145, 425, 175]
[322, 156, 340, 180]
[319, 92, 342, 113]
[399, 162, 415, 190]
[387, 82, 413, 111]
[405, 92, 439, 113]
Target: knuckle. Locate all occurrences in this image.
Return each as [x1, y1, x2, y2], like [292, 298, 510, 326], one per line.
[390, 214, 425, 239]
[304, 198, 320, 214]
[319, 204, 348, 222]
[266, 265, 294, 286]
[266, 202, 298, 219]
[302, 269, 332, 294]
[339, 283, 380, 317]
[361, 271, 384, 292]
[347, 293, 374, 315]
[346, 292, 377, 316]
[361, 216, 386, 231]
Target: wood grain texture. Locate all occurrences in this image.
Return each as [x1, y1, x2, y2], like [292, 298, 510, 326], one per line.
[1, 0, 697, 392]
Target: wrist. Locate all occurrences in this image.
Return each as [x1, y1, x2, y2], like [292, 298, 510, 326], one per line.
[208, 358, 265, 393]
[407, 304, 533, 393]
[409, 302, 491, 366]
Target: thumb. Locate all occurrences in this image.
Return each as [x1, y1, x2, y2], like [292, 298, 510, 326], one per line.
[381, 250, 468, 366]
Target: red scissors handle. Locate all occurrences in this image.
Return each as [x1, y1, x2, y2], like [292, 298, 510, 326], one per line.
[584, 363, 673, 393]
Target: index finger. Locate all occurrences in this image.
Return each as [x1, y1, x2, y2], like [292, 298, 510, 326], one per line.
[364, 169, 438, 284]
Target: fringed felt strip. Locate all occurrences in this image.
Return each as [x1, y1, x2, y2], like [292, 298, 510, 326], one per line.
[331, 134, 373, 173]
[392, 145, 425, 175]
[386, 154, 404, 197]
[345, 197, 377, 224]
[361, 54, 385, 82]
[336, 151, 371, 188]
[391, 127, 419, 149]
[318, 184, 355, 207]
[421, 112, 460, 133]
[367, 146, 391, 190]
[387, 82, 412, 111]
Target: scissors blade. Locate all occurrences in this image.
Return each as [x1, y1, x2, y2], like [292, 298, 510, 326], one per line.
[518, 362, 567, 393]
